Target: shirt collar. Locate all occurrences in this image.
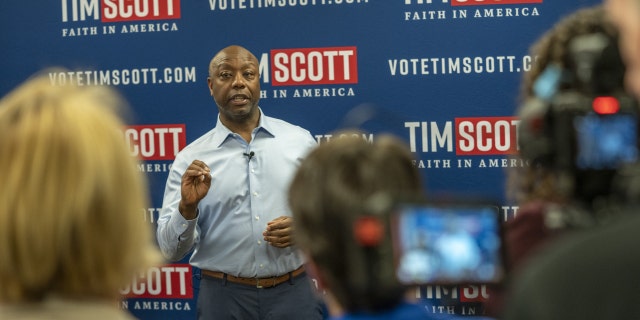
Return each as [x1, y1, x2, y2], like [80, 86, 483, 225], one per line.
[211, 107, 275, 148]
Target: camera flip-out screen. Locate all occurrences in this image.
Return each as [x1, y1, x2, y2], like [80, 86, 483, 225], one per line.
[574, 113, 639, 170]
[390, 202, 505, 285]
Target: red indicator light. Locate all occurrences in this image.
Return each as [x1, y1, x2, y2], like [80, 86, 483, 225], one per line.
[592, 96, 620, 114]
[353, 216, 384, 247]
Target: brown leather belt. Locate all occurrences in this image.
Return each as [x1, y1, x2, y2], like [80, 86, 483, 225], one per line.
[201, 266, 305, 288]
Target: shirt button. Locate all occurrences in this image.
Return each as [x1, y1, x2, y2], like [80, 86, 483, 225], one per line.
[257, 240, 262, 245]
[251, 169, 255, 173]
[255, 216, 260, 220]
[260, 264, 264, 268]
[253, 192, 258, 197]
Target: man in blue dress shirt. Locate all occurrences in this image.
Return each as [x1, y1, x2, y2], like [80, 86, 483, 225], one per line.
[156, 45, 322, 320]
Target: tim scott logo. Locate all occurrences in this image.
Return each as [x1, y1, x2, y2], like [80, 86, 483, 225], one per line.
[62, 0, 181, 22]
[270, 46, 358, 86]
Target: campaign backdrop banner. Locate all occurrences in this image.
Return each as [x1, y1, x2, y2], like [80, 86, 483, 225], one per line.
[0, 0, 601, 318]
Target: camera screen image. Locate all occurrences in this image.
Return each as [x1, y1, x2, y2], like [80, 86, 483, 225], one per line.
[574, 113, 638, 170]
[391, 203, 504, 285]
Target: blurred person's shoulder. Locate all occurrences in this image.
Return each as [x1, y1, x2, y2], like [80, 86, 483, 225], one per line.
[0, 297, 138, 320]
[504, 211, 640, 320]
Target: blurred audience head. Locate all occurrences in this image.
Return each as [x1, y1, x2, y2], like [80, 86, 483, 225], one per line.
[288, 131, 423, 315]
[519, 5, 619, 101]
[509, 5, 628, 206]
[0, 71, 161, 303]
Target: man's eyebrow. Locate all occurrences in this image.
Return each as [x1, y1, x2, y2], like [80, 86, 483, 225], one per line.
[214, 58, 258, 68]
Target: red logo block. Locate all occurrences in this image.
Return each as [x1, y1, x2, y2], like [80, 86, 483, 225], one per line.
[459, 285, 490, 302]
[455, 117, 519, 155]
[451, 0, 542, 5]
[271, 46, 358, 86]
[122, 264, 194, 299]
[125, 124, 186, 161]
[101, 0, 181, 22]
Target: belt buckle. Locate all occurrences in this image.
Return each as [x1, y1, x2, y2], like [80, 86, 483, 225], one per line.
[256, 277, 276, 289]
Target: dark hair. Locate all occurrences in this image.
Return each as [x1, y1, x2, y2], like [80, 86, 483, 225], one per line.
[289, 131, 423, 312]
[509, 5, 622, 204]
[519, 5, 618, 103]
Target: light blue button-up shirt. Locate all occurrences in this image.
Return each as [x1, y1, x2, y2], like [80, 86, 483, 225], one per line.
[156, 109, 317, 277]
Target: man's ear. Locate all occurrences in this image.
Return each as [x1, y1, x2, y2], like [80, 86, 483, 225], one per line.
[207, 77, 214, 96]
[304, 258, 326, 291]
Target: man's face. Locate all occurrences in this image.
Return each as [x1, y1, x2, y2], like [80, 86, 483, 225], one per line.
[207, 46, 261, 122]
[606, 0, 640, 98]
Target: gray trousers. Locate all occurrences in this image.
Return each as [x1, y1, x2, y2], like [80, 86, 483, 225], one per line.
[197, 271, 325, 320]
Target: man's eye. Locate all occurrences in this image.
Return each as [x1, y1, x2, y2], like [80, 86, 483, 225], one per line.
[244, 72, 255, 79]
[219, 72, 232, 79]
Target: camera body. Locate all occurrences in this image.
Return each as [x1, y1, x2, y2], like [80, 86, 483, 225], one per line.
[360, 194, 505, 287]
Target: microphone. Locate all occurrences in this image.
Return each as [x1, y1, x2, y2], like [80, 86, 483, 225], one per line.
[243, 151, 255, 160]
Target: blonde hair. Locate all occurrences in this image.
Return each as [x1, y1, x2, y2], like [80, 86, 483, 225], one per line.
[0, 72, 161, 303]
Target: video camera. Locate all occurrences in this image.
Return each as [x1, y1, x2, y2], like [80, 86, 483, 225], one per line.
[518, 32, 640, 204]
[361, 194, 506, 287]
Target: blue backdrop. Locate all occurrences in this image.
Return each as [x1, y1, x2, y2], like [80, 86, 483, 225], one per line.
[1, 0, 601, 318]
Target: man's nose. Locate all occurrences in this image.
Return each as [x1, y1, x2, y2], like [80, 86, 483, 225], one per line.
[232, 74, 245, 88]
